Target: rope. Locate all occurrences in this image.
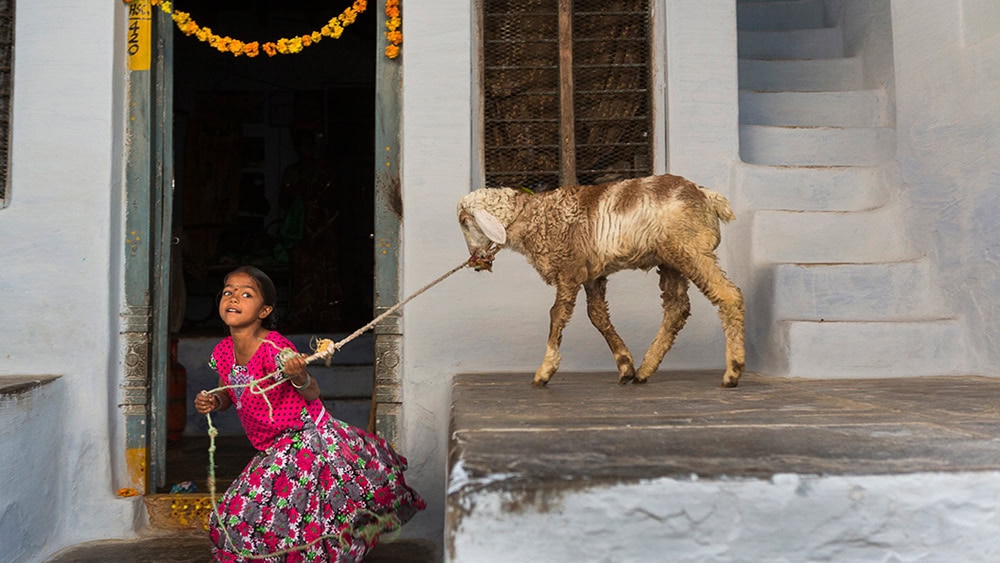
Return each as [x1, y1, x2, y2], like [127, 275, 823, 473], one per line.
[200, 248, 501, 559]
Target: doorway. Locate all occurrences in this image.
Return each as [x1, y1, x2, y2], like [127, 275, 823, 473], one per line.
[161, 1, 377, 493]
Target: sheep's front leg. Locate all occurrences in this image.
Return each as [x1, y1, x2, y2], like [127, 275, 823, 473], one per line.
[583, 277, 636, 384]
[635, 266, 691, 383]
[533, 283, 579, 387]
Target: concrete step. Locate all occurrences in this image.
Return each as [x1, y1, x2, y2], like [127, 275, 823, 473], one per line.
[739, 57, 863, 92]
[740, 90, 888, 127]
[785, 319, 966, 377]
[738, 164, 886, 212]
[753, 206, 916, 264]
[739, 27, 845, 59]
[773, 260, 948, 321]
[737, 0, 825, 31]
[740, 125, 895, 166]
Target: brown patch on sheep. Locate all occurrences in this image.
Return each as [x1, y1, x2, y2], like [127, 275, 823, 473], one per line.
[574, 183, 607, 219]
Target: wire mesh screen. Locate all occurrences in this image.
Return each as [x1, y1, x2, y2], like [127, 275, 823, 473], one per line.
[482, 0, 652, 191]
[0, 0, 11, 203]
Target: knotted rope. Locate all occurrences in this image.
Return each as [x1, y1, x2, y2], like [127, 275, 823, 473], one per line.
[201, 247, 501, 559]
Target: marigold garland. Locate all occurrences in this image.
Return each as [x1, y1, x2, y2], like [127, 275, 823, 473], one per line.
[384, 0, 402, 59]
[123, 0, 379, 58]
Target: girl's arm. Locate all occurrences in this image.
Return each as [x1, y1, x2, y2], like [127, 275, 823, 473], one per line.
[283, 355, 321, 401]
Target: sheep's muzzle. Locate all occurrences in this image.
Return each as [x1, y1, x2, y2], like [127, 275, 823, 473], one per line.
[467, 252, 494, 272]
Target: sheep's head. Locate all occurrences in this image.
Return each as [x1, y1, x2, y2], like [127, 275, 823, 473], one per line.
[457, 187, 518, 270]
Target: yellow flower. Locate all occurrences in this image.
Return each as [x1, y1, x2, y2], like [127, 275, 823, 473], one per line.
[288, 37, 304, 54]
[311, 32, 322, 44]
[386, 17, 401, 32]
[385, 44, 400, 59]
[328, 21, 344, 39]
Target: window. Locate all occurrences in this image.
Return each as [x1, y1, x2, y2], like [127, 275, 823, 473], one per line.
[480, 0, 652, 191]
[0, 0, 11, 206]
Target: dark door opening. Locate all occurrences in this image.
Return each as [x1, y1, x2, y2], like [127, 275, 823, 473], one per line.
[163, 1, 376, 493]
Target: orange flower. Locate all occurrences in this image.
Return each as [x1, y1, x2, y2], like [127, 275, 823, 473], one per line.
[383, 0, 403, 59]
[341, 9, 358, 26]
[130, 0, 369, 58]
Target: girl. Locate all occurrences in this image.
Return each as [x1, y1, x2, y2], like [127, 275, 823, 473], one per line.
[194, 265, 425, 562]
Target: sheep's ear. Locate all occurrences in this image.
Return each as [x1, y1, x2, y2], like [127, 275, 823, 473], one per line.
[472, 208, 507, 244]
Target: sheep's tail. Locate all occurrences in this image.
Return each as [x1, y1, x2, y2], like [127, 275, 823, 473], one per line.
[702, 189, 735, 223]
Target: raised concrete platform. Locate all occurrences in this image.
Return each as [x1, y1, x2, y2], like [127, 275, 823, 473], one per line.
[447, 371, 1000, 561]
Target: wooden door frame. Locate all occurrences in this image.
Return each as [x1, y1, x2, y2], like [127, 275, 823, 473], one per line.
[372, 5, 404, 448]
[123, 2, 404, 493]
[122, 2, 174, 492]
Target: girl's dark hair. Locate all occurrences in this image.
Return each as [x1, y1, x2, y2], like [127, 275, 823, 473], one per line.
[224, 265, 279, 329]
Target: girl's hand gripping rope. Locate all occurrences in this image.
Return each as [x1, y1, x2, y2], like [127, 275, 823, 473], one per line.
[195, 390, 223, 414]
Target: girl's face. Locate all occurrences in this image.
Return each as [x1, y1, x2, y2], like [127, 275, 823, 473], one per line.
[219, 272, 273, 330]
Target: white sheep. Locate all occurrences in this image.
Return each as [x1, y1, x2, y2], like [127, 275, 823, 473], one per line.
[457, 174, 745, 387]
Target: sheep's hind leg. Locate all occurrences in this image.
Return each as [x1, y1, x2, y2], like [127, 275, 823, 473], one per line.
[583, 277, 636, 384]
[635, 266, 691, 384]
[678, 252, 745, 388]
[533, 283, 579, 387]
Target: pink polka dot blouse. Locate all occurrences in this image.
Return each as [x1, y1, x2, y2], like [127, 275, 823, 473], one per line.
[210, 331, 329, 450]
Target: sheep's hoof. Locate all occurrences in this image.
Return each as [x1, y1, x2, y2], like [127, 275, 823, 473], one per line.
[532, 379, 549, 388]
[631, 377, 649, 385]
[720, 378, 739, 388]
[618, 374, 635, 385]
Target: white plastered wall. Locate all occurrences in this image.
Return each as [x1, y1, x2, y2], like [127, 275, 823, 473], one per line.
[890, 1, 1000, 375]
[0, 2, 140, 561]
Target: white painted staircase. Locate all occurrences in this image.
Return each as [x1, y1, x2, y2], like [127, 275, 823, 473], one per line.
[737, 0, 964, 377]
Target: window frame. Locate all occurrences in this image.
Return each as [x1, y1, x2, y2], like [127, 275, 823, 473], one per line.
[472, 0, 667, 190]
[0, 0, 13, 208]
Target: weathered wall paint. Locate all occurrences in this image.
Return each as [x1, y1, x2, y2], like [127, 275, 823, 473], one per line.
[0, 381, 65, 563]
[890, 2, 1000, 374]
[0, 1, 140, 560]
[449, 472, 1000, 561]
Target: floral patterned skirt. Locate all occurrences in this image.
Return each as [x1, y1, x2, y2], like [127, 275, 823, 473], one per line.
[209, 411, 425, 562]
